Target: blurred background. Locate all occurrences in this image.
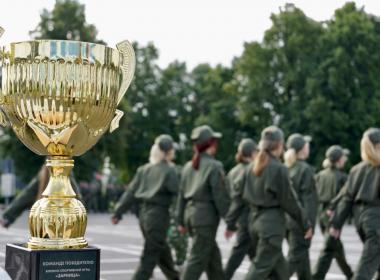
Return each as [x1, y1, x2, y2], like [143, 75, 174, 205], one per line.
[0, 0, 379, 213]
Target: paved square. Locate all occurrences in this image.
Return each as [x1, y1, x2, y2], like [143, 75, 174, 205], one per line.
[0, 213, 362, 280]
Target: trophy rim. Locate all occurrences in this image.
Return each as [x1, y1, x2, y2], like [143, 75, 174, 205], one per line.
[3, 39, 122, 66]
[5, 39, 115, 51]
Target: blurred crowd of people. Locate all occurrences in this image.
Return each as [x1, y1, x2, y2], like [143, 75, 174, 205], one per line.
[80, 173, 126, 214]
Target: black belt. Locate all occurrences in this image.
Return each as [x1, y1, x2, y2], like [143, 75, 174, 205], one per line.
[356, 201, 380, 207]
[250, 205, 280, 211]
[141, 201, 169, 208]
[320, 202, 330, 208]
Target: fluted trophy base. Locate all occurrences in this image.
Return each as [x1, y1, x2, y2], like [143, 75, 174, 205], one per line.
[27, 157, 88, 250]
[27, 237, 88, 250]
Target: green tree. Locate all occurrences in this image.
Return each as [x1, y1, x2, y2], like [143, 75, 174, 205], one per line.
[121, 42, 195, 177]
[233, 2, 380, 168]
[30, 0, 103, 43]
[232, 3, 323, 135]
[305, 2, 380, 166]
[262, 3, 323, 133]
[191, 64, 238, 169]
[229, 42, 275, 134]
[120, 54, 239, 175]
[154, 61, 194, 165]
[120, 42, 161, 178]
[6, 0, 380, 182]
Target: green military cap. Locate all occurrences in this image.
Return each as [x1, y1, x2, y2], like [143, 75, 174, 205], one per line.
[155, 134, 174, 152]
[191, 125, 222, 145]
[364, 128, 380, 144]
[326, 145, 350, 162]
[286, 133, 312, 152]
[261, 126, 284, 142]
[238, 138, 258, 157]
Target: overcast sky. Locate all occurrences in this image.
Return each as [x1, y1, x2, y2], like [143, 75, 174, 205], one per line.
[1, 0, 380, 69]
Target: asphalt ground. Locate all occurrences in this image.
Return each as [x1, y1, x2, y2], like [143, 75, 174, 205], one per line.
[0, 213, 363, 280]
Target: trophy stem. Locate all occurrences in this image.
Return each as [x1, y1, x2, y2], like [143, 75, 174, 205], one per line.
[42, 157, 76, 198]
[27, 157, 88, 249]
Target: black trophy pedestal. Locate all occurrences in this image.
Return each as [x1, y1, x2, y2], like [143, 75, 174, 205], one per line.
[5, 243, 100, 280]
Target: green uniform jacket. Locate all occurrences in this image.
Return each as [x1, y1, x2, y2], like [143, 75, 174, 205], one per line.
[3, 174, 81, 225]
[226, 156, 310, 233]
[226, 163, 251, 230]
[287, 160, 318, 229]
[226, 162, 250, 230]
[316, 167, 347, 208]
[227, 163, 247, 196]
[331, 161, 380, 229]
[114, 160, 179, 219]
[176, 153, 230, 227]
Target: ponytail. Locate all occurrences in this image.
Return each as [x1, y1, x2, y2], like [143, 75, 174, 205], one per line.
[284, 148, 297, 168]
[192, 138, 217, 170]
[253, 126, 283, 176]
[253, 149, 269, 176]
[361, 134, 380, 166]
[253, 139, 280, 176]
[322, 158, 332, 169]
[149, 143, 165, 164]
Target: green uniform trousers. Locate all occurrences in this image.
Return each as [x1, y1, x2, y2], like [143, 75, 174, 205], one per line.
[313, 211, 353, 280]
[133, 204, 179, 280]
[245, 210, 289, 280]
[286, 228, 312, 280]
[354, 225, 380, 280]
[245, 229, 288, 280]
[225, 225, 256, 280]
[183, 225, 224, 280]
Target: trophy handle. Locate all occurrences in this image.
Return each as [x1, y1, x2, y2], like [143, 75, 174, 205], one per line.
[0, 26, 4, 63]
[0, 27, 8, 127]
[0, 108, 9, 127]
[116, 40, 135, 105]
[109, 109, 124, 133]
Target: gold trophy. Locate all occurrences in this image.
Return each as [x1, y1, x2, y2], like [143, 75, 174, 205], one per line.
[0, 27, 135, 250]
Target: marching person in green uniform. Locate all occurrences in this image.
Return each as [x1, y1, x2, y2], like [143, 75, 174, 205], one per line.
[225, 126, 313, 280]
[167, 200, 189, 268]
[112, 135, 180, 280]
[284, 133, 318, 280]
[330, 128, 380, 280]
[176, 125, 230, 280]
[224, 138, 258, 280]
[0, 164, 81, 228]
[312, 145, 353, 280]
[167, 164, 189, 269]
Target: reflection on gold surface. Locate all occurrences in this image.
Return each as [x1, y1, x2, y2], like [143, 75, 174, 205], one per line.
[0, 29, 135, 249]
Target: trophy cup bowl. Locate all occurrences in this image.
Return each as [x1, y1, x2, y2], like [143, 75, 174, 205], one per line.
[0, 29, 135, 249]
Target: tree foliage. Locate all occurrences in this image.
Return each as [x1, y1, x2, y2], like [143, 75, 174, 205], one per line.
[3, 1, 380, 182]
[30, 0, 103, 43]
[305, 3, 380, 165]
[231, 2, 380, 168]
